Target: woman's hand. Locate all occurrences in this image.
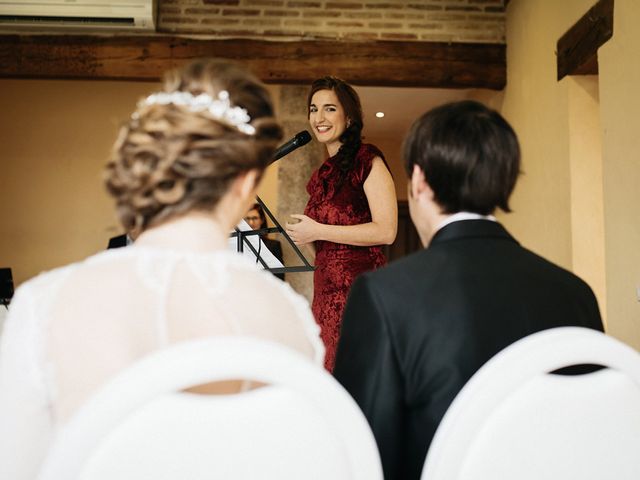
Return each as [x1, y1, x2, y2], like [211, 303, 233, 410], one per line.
[285, 157, 397, 248]
[286, 214, 321, 245]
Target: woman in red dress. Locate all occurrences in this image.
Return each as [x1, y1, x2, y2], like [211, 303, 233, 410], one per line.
[286, 77, 397, 371]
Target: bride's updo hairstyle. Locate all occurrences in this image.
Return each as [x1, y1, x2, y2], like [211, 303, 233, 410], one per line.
[105, 58, 283, 232]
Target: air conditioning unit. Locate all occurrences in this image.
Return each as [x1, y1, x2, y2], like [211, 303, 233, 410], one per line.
[0, 0, 157, 31]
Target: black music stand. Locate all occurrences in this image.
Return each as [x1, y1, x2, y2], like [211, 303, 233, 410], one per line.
[230, 196, 314, 275]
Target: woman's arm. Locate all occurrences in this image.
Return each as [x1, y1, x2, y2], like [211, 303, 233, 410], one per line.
[286, 157, 398, 247]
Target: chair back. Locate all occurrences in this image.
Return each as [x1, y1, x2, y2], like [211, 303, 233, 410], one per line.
[422, 327, 640, 480]
[38, 337, 382, 480]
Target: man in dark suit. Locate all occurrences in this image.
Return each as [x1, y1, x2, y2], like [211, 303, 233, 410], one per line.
[333, 100, 604, 480]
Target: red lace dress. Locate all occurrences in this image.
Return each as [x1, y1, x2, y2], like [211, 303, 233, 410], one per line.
[305, 143, 389, 371]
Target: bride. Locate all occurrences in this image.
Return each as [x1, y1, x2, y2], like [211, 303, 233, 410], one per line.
[0, 59, 324, 479]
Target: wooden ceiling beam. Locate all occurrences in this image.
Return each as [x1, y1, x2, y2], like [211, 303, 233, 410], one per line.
[0, 34, 505, 89]
[556, 0, 613, 81]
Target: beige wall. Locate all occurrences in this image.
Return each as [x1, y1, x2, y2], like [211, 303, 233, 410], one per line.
[0, 79, 152, 285]
[500, 0, 577, 270]
[503, 0, 640, 348]
[0, 79, 280, 286]
[567, 75, 607, 325]
[598, 0, 640, 346]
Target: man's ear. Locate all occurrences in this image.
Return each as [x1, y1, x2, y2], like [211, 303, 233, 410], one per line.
[410, 164, 432, 201]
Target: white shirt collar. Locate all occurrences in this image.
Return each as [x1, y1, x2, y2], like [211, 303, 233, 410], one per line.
[436, 211, 496, 233]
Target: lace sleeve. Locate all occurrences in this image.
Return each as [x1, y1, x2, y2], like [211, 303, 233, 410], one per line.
[0, 283, 53, 480]
[274, 277, 326, 367]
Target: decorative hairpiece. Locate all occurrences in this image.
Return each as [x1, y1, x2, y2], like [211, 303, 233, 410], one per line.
[135, 90, 256, 135]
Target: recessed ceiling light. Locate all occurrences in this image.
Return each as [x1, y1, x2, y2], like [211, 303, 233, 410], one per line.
[375, 111, 385, 118]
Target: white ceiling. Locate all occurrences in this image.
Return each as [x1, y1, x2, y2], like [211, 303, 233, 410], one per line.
[358, 86, 500, 145]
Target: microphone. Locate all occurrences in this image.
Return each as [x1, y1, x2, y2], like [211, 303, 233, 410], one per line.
[271, 130, 312, 163]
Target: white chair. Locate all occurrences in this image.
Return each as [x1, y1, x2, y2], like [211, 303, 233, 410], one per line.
[38, 337, 382, 480]
[422, 327, 640, 480]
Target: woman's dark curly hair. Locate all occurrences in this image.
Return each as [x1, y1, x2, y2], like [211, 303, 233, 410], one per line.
[105, 59, 283, 232]
[307, 76, 363, 186]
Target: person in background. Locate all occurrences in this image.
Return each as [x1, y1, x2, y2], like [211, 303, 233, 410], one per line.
[0, 58, 324, 480]
[107, 226, 140, 249]
[107, 233, 129, 248]
[333, 100, 604, 480]
[245, 202, 284, 280]
[286, 76, 397, 371]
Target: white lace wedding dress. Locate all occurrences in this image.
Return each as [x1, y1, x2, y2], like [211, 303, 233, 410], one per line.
[0, 218, 324, 480]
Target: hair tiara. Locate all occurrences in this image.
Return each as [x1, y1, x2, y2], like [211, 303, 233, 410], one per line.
[134, 90, 256, 135]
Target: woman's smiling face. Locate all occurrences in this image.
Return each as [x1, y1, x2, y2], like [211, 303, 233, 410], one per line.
[309, 89, 347, 156]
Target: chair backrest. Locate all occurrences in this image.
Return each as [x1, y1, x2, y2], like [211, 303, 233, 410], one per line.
[422, 327, 640, 480]
[38, 337, 382, 480]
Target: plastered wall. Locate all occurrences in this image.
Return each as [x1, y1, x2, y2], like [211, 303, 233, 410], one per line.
[597, 0, 640, 347]
[0, 79, 280, 286]
[502, 0, 640, 348]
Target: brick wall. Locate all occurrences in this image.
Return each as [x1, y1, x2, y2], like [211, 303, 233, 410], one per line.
[159, 0, 505, 43]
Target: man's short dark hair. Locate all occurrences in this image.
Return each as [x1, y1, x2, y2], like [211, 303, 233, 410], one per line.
[403, 100, 521, 215]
